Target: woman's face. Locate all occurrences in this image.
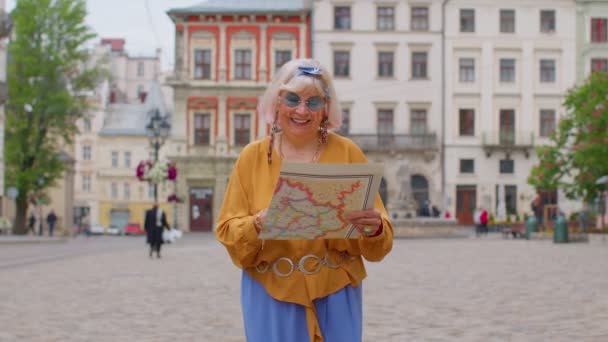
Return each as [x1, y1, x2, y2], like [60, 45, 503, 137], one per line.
[276, 87, 326, 143]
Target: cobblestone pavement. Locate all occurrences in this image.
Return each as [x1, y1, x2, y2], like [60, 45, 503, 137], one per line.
[1, 234, 607, 341]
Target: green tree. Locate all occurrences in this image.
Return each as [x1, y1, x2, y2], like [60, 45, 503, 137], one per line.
[528, 72, 608, 202]
[5, 0, 105, 234]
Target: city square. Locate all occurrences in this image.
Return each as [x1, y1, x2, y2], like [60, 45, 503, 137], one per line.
[1, 234, 607, 341]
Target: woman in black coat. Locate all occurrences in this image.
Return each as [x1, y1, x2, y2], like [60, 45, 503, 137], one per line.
[144, 203, 170, 258]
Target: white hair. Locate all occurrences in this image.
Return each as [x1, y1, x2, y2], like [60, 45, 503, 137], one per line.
[257, 58, 342, 130]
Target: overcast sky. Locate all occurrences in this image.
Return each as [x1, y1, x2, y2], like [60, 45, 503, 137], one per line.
[6, 0, 201, 71]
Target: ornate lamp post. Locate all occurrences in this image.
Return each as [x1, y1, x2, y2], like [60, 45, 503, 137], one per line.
[145, 108, 170, 202]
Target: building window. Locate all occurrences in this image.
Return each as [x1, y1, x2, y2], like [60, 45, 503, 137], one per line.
[111, 151, 118, 167]
[459, 109, 475, 136]
[334, 6, 351, 30]
[497, 185, 518, 216]
[540, 109, 556, 137]
[410, 109, 427, 135]
[499, 109, 515, 145]
[124, 183, 130, 200]
[460, 159, 474, 173]
[540, 10, 555, 33]
[500, 58, 515, 83]
[591, 18, 607, 43]
[111, 182, 118, 199]
[194, 113, 211, 145]
[234, 49, 252, 80]
[337, 108, 350, 135]
[411, 7, 429, 31]
[124, 151, 131, 168]
[459, 58, 475, 83]
[500, 9, 515, 33]
[82, 175, 91, 192]
[540, 59, 555, 83]
[377, 109, 394, 145]
[82, 145, 91, 161]
[148, 183, 154, 199]
[334, 51, 350, 77]
[378, 52, 394, 77]
[275, 50, 292, 71]
[377, 6, 394, 31]
[194, 49, 212, 80]
[411, 52, 427, 79]
[83, 118, 91, 132]
[500, 159, 514, 174]
[137, 61, 144, 77]
[591, 58, 608, 72]
[460, 9, 475, 33]
[234, 114, 251, 146]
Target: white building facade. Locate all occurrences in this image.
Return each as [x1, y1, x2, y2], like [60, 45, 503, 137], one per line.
[313, 0, 444, 219]
[444, 0, 577, 224]
[576, 0, 608, 83]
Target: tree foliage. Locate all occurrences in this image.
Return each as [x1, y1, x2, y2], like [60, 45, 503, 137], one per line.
[5, 0, 106, 234]
[528, 72, 608, 202]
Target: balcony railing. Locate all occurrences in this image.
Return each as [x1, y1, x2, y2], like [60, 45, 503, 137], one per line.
[482, 130, 534, 158]
[345, 133, 438, 152]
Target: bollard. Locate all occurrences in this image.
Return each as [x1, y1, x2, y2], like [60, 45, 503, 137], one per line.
[553, 215, 568, 243]
[526, 215, 537, 240]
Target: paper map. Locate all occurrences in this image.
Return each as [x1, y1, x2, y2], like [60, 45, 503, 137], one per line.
[259, 163, 384, 240]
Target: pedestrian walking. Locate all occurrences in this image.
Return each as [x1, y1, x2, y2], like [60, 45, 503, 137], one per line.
[531, 194, 544, 230]
[480, 207, 489, 235]
[474, 207, 481, 237]
[28, 213, 36, 235]
[46, 210, 57, 237]
[216, 59, 394, 342]
[144, 202, 170, 258]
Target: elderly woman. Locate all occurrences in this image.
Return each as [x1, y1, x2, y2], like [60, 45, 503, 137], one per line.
[216, 58, 393, 342]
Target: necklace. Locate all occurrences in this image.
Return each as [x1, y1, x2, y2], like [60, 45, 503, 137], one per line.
[278, 134, 322, 163]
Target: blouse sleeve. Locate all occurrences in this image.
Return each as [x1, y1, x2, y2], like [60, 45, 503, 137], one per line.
[347, 140, 394, 262]
[215, 152, 262, 269]
[357, 193, 394, 262]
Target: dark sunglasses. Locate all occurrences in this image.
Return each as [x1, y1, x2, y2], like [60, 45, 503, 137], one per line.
[281, 92, 326, 112]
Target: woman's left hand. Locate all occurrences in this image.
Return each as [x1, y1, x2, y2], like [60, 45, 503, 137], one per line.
[345, 209, 383, 237]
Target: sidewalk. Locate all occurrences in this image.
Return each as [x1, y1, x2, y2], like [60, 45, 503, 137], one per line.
[0, 234, 69, 244]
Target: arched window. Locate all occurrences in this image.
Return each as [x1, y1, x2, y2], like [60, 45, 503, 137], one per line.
[379, 177, 388, 206]
[411, 174, 429, 215]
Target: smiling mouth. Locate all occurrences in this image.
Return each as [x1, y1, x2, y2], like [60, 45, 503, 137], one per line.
[290, 117, 311, 125]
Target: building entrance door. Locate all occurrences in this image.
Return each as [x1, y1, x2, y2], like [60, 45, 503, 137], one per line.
[189, 187, 213, 232]
[456, 185, 476, 225]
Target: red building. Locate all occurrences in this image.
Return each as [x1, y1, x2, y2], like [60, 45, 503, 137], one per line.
[166, 0, 311, 232]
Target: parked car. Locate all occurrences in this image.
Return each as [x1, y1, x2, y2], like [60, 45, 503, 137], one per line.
[88, 223, 105, 235]
[123, 223, 143, 235]
[106, 225, 122, 235]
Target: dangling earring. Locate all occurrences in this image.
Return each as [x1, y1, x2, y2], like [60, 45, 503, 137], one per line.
[318, 116, 329, 145]
[268, 114, 280, 164]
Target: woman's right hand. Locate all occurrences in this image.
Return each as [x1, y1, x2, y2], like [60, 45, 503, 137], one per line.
[253, 209, 268, 233]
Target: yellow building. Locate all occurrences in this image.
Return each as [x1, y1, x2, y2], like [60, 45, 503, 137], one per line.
[97, 82, 174, 231]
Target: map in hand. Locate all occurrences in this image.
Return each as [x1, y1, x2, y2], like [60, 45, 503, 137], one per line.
[259, 163, 384, 240]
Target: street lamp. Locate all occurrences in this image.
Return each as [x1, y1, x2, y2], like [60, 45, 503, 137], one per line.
[145, 108, 170, 202]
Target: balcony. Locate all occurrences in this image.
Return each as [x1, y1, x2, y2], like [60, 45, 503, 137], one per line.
[345, 133, 438, 153]
[482, 130, 535, 158]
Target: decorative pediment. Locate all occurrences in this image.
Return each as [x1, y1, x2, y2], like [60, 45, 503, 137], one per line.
[272, 32, 295, 40]
[191, 30, 215, 39]
[188, 97, 217, 110]
[228, 98, 257, 110]
[232, 30, 254, 40]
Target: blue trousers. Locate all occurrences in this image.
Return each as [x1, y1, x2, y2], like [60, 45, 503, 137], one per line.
[241, 271, 362, 342]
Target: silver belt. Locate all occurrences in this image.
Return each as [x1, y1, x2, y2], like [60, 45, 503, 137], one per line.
[255, 252, 356, 277]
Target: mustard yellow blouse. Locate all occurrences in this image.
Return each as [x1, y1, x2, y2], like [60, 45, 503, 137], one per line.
[215, 133, 393, 342]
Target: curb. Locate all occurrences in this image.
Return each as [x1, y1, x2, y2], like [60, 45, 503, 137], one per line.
[0, 236, 70, 244]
